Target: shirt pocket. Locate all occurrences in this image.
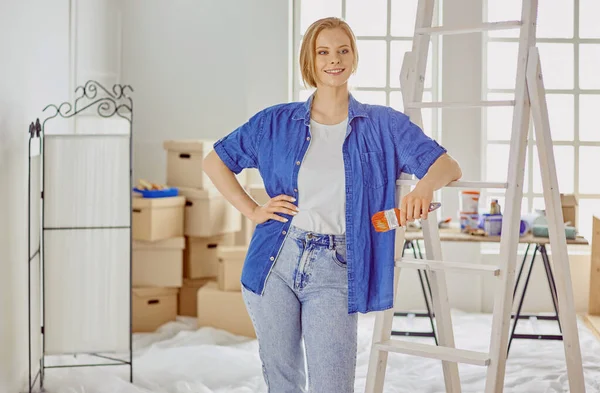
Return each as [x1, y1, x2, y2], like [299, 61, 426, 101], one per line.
[360, 151, 388, 189]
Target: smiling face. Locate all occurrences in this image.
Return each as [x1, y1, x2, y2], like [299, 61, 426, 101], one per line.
[299, 18, 358, 89]
[313, 27, 354, 89]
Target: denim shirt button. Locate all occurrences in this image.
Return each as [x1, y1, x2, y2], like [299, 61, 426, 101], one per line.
[296, 161, 301, 165]
[282, 230, 286, 235]
[306, 137, 310, 141]
[294, 188, 298, 193]
[269, 256, 275, 261]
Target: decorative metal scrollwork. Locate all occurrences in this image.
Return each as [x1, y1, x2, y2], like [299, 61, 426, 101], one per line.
[40, 80, 134, 131]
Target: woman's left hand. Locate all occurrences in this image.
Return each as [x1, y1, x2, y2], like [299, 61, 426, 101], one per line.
[400, 182, 434, 227]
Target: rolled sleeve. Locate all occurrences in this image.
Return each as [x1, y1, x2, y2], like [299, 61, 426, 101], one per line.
[392, 112, 447, 179]
[213, 110, 265, 175]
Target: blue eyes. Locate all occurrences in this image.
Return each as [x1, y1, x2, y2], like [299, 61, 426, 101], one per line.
[318, 49, 350, 55]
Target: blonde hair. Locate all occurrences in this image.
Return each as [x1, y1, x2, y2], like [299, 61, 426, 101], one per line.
[299, 17, 358, 89]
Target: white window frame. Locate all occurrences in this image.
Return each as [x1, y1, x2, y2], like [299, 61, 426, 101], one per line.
[482, 0, 600, 241]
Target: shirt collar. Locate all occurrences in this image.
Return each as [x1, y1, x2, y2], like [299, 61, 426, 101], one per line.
[292, 91, 369, 125]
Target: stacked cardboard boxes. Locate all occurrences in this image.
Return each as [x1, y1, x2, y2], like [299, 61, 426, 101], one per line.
[163, 140, 257, 337]
[131, 139, 271, 338]
[131, 194, 185, 333]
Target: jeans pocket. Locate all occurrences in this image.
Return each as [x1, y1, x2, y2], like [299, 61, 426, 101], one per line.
[361, 151, 387, 189]
[330, 244, 347, 268]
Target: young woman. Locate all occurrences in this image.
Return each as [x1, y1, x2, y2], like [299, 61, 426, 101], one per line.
[203, 17, 462, 393]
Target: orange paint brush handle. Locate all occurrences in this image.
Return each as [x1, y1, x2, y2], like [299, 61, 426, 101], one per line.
[371, 202, 441, 232]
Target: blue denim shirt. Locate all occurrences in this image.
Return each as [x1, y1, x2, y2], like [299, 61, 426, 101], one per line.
[214, 94, 446, 313]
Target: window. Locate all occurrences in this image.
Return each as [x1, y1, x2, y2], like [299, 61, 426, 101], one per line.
[293, 0, 442, 139]
[484, 0, 600, 241]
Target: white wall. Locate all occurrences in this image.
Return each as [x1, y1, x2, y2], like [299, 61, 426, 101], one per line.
[0, 1, 71, 391]
[121, 0, 291, 185]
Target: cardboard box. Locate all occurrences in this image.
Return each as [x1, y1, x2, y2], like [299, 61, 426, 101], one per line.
[560, 194, 578, 229]
[132, 195, 185, 241]
[163, 140, 215, 189]
[133, 237, 184, 288]
[132, 287, 178, 333]
[184, 235, 224, 278]
[177, 187, 242, 237]
[178, 278, 213, 316]
[163, 139, 247, 189]
[217, 246, 247, 291]
[197, 282, 255, 338]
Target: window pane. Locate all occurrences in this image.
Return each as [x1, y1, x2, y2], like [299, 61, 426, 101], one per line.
[580, 0, 600, 38]
[391, 0, 418, 37]
[390, 91, 404, 112]
[390, 91, 433, 136]
[537, 0, 573, 39]
[580, 95, 600, 142]
[300, 0, 342, 34]
[346, 0, 387, 36]
[580, 147, 600, 194]
[578, 199, 600, 242]
[486, 144, 529, 192]
[544, 94, 574, 142]
[486, 144, 510, 183]
[532, 197, 546, 212]
[389, 41, 432, 89]
[487, 42, 518, 89]
[537, 44, 573, 90]
[486, 93, 515, 141]
[486, 0, 520, 38]
[350, 40, 387, 87]
[580, 45, 600, 89]
[533, 146, 574, 194]
[351, 90, 386, 105]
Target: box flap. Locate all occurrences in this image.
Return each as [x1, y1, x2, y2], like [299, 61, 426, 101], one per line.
[177, 186, 223, 199]
[163, 139, 215, 153]
[132, 287, 179, 297]
[560, 194, 578, 206]
[132, 195, 186, 209]
[133, 237, 185, 250]
[218, 246, 248, 261]
[183, 278, 214, 288]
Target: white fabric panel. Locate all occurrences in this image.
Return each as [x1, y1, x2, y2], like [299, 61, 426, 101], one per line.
[30, 154, 41, 258]
[29, 253, 41, 382]
[44, 228, 130, 354]
[43, 134, 130, 228]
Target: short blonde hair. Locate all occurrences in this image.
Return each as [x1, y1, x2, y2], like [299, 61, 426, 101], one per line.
[299, 17, 359, 89]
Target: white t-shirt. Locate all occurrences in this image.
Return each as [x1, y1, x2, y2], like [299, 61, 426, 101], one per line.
[290, 118, 348, 235]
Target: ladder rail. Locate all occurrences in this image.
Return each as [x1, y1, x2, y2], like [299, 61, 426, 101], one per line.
[402, 2, 461, 390]
[365, 1, 587, 392]
[485, 1, 538, 392]
[527, 47, 586, 392]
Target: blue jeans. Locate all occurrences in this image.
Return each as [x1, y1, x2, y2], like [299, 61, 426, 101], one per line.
[242, 225, 358, 393]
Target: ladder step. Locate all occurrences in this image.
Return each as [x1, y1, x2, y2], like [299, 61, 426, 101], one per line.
[416, 21, 522, 36]
[397, 180, 508, 189]
[406, 100, 515, 109]
[375, 340, 491, 366]
[396, 258, 501, 276]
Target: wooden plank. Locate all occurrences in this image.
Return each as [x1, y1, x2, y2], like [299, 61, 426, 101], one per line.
[485, 1, 538, 392]
[527, 47, 586, 393]
[396, 258, 501, 276]
[588, 216, 600, 314]
[404, 228, 589, 246]
[375, 340, 490, 366]
[583, 314, 600, 341]
[416, 21, 522, 36]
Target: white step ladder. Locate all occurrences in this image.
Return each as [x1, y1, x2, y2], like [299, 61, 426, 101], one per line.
[364, 1, 586, 392]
